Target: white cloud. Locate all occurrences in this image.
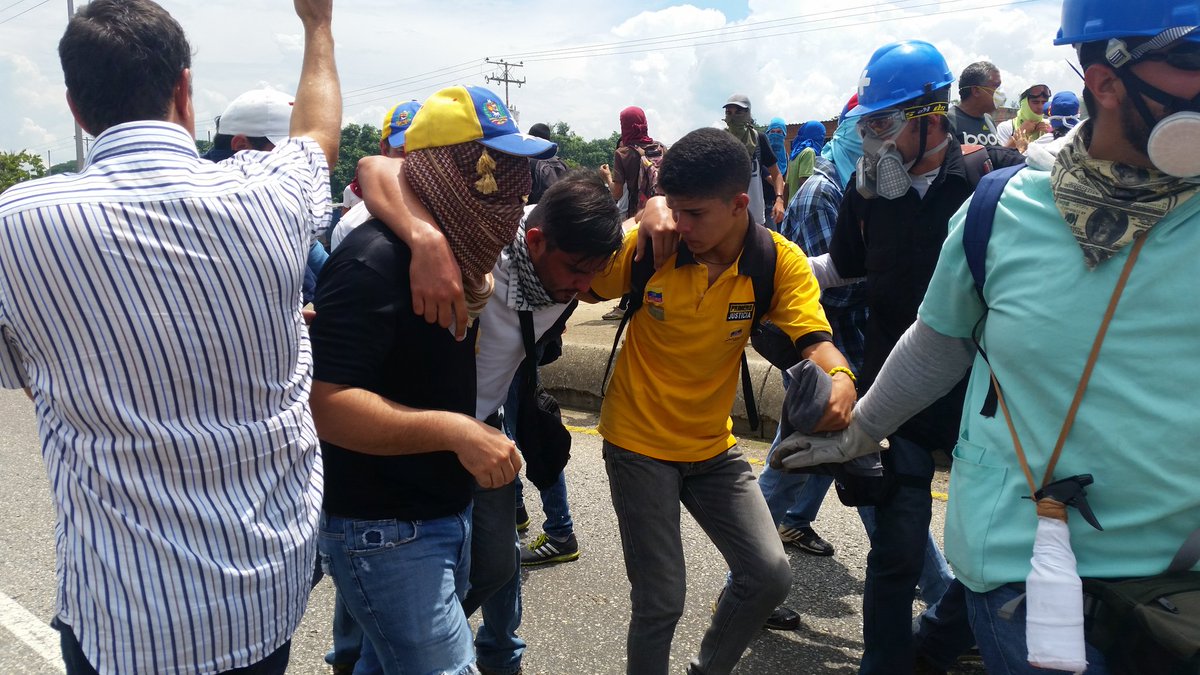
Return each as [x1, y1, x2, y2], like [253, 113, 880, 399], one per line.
[0, 0, 1086, 155]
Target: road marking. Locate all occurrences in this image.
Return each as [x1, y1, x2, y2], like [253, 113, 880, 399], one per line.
[0, 591, 64, 672]
[564, 424, 600, 436]
[932, 491, 949, 502]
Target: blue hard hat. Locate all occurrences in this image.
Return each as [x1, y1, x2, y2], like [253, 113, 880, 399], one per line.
[1055, 0, 1200, 45]
[847, 40, 954, 117]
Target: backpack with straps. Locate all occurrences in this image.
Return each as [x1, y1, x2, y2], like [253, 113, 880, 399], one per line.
[633, 143, 667, 212]
[600, 226, 776, 431]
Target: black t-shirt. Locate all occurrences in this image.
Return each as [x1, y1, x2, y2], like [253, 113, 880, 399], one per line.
[311, 219, 475, 520]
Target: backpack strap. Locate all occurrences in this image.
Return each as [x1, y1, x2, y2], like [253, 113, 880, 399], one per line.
[740, 224, 778, 430]
[1168, 527, 1200, 573]
[601, 243, 657, 395]
[962, 163, 1024, 418]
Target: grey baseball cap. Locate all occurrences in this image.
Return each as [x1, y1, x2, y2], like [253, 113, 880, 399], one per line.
[724, 93, 751, 109]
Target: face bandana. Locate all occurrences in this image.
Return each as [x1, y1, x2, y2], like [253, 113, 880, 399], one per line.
[725, 109, 758, 158]
[1051, 121, 1199, 268]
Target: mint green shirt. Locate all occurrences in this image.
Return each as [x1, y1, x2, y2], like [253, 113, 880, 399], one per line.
[919, 167, 1200, 592]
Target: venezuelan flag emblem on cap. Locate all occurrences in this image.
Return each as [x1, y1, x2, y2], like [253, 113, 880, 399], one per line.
[405, 85, 557, 159]
[382, 100, 422, 148]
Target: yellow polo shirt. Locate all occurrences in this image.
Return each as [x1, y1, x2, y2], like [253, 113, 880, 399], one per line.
[592, 223, 831, 462]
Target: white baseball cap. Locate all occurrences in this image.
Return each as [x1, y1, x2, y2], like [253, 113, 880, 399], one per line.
[217, 88, 294, 145]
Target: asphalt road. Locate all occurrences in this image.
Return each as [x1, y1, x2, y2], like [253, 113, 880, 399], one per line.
[0, 390, 968, 674]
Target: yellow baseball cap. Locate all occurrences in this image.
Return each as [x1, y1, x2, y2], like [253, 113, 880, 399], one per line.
[404, 85, 557, 159]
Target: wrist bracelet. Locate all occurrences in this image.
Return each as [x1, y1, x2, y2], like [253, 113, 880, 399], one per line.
[828, 366, 856, 382]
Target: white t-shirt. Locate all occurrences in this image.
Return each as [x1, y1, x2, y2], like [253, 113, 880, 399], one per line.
[330, 201, 371, 250]
[475, 220, 574, 419]
[995, 119, 1015, 148]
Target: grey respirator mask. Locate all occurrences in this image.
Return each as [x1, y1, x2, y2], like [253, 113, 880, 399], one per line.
[855, 100, 949, 200]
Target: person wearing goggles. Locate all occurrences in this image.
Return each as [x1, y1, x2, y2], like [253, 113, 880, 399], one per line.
[996, 84, 1054, 151]
[803, 39, 986, 675]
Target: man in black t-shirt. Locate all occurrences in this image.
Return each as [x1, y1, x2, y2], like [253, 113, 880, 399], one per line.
[947, 60, 1004, 146]
[308, 85, 556, 675]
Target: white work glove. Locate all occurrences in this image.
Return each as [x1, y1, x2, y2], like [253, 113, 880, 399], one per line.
[770, 419, 887, 471]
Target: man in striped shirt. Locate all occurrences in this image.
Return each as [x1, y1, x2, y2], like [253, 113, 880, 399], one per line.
[0, 0, 340, 673]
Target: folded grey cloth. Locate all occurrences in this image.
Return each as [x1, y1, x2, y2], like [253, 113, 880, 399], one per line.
[771, 359, 886, 474]
[779, 359, 831, 438]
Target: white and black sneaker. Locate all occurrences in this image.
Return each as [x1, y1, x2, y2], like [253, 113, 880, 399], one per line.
[778, 525, 835, 556]
[520, 532, 579, 566]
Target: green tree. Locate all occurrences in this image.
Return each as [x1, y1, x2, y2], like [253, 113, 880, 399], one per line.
[548, 122, 618, 170]
[50, 160, 77, 176]
[0, 151, 47, 193]
[195, 139, 213, 156]
[331, 123, 381, 201]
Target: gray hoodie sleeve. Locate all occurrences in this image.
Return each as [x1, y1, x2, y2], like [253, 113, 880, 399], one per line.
[808, 252, 866, 289]
[855, 318, 976, 442]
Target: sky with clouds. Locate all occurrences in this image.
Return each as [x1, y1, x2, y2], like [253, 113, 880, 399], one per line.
[0, 0, 1081, 163]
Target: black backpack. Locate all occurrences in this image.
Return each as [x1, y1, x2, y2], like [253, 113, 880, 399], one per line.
[529, 157, 569, 205]
[601, 225, 776, 430]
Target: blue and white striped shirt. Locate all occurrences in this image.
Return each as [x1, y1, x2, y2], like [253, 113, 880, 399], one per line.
[0, 121, 328, 674]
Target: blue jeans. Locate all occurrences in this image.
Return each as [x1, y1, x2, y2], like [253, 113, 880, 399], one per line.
[604, 442, 791, 675]
[318, 510, 476, 675]
[54, 619, 291, 675]
[504, 373, 574, 540]
[859, 435, 970, 675]
[757, 422, 835, 530]
[965, 583, 1109, 674]
[463, 480, 525, 675]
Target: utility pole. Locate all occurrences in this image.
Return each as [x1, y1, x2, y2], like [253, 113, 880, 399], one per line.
[484, 58, 525, 109]
[67, 0, 84, 170]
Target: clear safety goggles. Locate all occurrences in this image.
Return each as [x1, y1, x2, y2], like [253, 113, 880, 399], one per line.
[857, 100, 948, 140]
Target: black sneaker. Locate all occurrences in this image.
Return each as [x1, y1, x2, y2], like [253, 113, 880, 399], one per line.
[764, 605, 801, 631]
[515, 503, 530, 533]
[713, 588, 800, 631]
[778, 525, 835, 556]
[520, 532, 579, 566]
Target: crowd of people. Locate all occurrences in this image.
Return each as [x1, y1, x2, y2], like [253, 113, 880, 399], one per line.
[0, 0, 1197, 674]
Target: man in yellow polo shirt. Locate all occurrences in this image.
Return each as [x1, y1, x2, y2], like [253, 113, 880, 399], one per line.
[587, 127, 856, 675]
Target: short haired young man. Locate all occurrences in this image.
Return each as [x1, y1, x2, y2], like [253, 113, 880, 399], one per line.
[586, 126, 855, 675]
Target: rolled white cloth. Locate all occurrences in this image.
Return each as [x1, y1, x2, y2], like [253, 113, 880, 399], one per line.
[1025, 515, 1088, 673]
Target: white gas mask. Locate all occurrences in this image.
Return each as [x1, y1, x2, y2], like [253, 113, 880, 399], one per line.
[1107, 31, 1200, 178]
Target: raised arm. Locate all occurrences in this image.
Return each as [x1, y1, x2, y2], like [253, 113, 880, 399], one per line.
[289, 0, 340, 167]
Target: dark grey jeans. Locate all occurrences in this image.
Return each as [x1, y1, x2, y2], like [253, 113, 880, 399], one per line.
[603, 441, 791, 675]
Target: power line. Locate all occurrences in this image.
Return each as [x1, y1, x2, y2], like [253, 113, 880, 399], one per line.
[0, 0, 34, 16]
[483, 59, 525, 108]
[342, 63, 483, 105]
[0, 0, 48, 25]
[341, 59, 481, 97]
[511, 0, 1046, 63]
[497, 0, 965, 60]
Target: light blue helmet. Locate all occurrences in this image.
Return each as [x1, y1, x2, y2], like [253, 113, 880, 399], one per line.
[847, 40, 954, 117]
[1055, 0, 1200, 46]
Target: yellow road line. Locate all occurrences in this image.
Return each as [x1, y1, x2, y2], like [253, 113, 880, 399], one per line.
[564, 424, 600, 436]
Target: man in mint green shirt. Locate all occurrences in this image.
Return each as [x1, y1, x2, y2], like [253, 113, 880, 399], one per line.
[777, 2, 1200, 672]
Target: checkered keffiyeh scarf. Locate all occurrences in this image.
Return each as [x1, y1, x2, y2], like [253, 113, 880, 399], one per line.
[405, 142, 531, 282]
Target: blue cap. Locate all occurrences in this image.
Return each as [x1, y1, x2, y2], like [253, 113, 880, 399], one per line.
[382, 101, 422, 149]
